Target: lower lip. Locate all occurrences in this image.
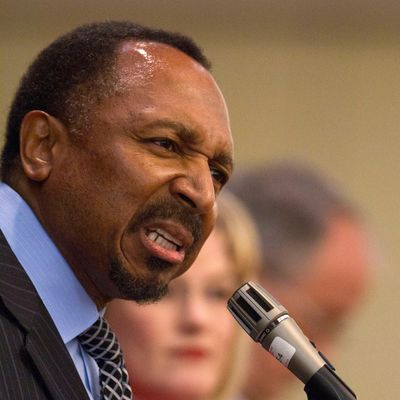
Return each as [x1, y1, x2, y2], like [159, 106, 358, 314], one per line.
[172, 350, 208, 360]
[140, 230, 185, 264]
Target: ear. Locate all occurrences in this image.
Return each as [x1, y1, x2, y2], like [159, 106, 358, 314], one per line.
[19, 111, 67, 182]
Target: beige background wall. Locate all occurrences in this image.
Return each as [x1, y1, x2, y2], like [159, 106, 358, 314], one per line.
[1, 1, 399, 398]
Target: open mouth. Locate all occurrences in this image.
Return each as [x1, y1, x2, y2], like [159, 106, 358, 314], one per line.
[140, 223, 192, 265]
[147, 228, 183, 252]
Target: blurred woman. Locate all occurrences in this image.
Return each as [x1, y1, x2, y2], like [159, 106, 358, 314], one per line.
[105, 191, 261, 400]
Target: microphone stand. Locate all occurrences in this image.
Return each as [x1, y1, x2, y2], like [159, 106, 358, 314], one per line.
[304, 365, 357, 400]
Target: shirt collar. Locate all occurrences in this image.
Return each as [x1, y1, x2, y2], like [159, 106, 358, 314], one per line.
[0, 183, 98, 342]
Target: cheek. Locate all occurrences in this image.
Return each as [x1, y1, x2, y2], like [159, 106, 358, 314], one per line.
[120, 308, 177, 386]
[78, 142, 147, 209]
[123, 310, 164, 353]
[211, 312, 236, 358]
[112, 140, 178, 193]
[218, 317, 236, 342]
[107, 303, 168, 366]
[211, 319, 237, 387]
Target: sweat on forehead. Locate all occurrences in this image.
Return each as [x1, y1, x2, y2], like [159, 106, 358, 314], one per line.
[115, 41, 211, 89]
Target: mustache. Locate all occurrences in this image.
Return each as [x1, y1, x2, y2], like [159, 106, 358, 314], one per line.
[130, 197, 203, 245]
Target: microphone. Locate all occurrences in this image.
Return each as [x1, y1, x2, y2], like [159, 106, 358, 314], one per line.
[227, 281, 357, 400]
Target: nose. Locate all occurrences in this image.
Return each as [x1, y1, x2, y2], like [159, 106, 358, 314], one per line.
[178, 293, 209, 333]
[169, 159, 216, 215]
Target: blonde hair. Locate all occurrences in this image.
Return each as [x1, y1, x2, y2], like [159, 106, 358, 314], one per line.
[212, 190, 262, 400]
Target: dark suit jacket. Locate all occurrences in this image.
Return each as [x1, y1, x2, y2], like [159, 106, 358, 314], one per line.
[0, 230, 90, 400]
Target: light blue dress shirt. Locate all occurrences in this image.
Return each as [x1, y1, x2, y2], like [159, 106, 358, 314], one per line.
[0, 183, 101, 399]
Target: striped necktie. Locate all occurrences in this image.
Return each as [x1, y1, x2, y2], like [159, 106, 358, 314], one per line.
[78, 316, 132, 400]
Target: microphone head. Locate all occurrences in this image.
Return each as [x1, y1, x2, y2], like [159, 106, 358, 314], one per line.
[227, 281, 357, 399]
[228, 281, 325, 382]
[227, 281, 288, 341]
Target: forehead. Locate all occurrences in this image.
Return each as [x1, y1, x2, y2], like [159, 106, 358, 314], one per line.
[116, 40, 209, 83]
[294, 219, 371, 313]
[109, 41, 233, 164]
[114, 41, 227, 111]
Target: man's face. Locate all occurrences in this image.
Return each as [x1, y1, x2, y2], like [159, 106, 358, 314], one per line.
[245, 216, 372, 399]
[39, 42, 233, 305]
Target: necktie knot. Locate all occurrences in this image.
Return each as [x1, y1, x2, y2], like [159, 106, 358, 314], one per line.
[79, 317, 120, 362]
[78, 316, 132, 400]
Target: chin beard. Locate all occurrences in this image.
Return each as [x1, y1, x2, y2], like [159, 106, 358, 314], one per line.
[109, 196, 203, 302]
[109, 258, 170, 304]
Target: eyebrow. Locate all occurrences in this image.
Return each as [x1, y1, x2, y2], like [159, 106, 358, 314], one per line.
[143, 119, 234, 172]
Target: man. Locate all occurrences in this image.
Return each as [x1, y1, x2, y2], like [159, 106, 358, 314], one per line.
[229, 162, 374, 400]
[0, 21, 233, 400]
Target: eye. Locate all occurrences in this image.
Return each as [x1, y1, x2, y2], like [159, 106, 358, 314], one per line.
[205, 286, 232, 301]
[153, 138, 179, 153]
[210, 165, 228, 186]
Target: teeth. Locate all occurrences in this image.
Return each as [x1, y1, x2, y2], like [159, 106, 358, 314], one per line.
[147, 230, 179, 251]
[155, 235, 177, 251]
[148, 231, 158, 241]
[155, 228, 182, 246]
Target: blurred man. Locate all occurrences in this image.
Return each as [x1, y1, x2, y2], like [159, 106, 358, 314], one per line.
[229, 162, 374, 400]
[0, 21, 233, 400]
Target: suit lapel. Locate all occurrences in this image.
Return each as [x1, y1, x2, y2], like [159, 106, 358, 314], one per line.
[25, 320, 90, 400]
[0, 230, 90, 400]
